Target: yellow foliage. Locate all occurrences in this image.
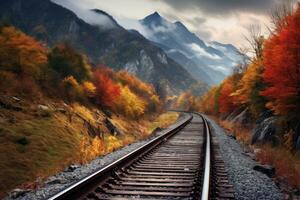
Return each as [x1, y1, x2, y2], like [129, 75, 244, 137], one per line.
[79, 137, 104, 164]
[62, 76, 84, 101]
[105, 135, 123, 153]
[114, 86, 146, 119]
[72, 103, 95, 123]
[199, 86, 219, 114]
[234, 59, 263, 103]
[82, 81, 96, 97]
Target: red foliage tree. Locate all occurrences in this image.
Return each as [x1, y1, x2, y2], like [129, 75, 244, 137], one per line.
[218, 79, 235, 115]
[93, 70, 120, 107]
[261, 5, 300, 115]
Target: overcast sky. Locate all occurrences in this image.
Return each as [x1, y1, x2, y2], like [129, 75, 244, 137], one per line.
[52, 0, 295, 47]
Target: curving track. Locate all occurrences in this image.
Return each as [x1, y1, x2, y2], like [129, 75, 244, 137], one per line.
[48, 113, 234, 200]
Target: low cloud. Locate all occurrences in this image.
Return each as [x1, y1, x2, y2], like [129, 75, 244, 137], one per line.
[188, 43, 221, 60]
[51, 0, 116, 29]
[157, 0, 282, 16]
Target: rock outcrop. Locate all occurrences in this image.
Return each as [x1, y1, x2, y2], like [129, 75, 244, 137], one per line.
[252, 111, 278, 145]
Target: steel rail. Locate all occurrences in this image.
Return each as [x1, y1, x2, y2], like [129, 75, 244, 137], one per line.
[199, 114, 211, 200]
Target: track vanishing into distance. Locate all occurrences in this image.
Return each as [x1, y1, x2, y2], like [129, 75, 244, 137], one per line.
[48, 113, 235, 200]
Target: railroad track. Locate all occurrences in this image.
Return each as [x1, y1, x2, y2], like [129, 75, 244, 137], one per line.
[48, 113, 234, 200]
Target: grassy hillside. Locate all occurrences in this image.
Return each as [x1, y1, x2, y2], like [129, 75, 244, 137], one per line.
[0, 96, 179, 197]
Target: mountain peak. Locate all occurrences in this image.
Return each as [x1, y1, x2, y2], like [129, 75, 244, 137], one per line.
[150, 11, 161, 18]
[174, 21, 188, 30]
[141, 11, 163, 24]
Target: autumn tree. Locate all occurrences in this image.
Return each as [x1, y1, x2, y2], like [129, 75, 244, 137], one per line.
[0, 26, 47, 80]
[199, 86, 219, 114]
[218, 74, 241, 115]
[114, 86, 146, 119]
[116, 70, 161, 112]
[261, 4, 300, 117]
[62, 76, 84, 102]
[233, 59, 267, 116]
[48, 43, 92, 83]
[93, 70, 120, 108]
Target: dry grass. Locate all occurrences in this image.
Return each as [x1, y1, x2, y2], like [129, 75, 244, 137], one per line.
[256, 146, 300, 189]
[0, 104, 179, 197]
[145, 112, 179, 133]
[217, 119, 252, 145]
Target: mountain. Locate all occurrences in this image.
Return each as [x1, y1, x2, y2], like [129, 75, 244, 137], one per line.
[139, 12, 244, 85]
[0, 0, 197, 96]
[209, 41, 245, 65]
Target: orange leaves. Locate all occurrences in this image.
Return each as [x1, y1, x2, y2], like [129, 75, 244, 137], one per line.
[0, 26, 47, 78]
[94, 70, 120, 108]
[261, 6, 300, 116]
[218, 79, 236, 115]
[93, 66, 162, 116]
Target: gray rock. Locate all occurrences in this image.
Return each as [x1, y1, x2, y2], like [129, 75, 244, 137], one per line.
[37, 105, 49, 111]
[232, 108, 251, 125]
[56, 108, 66, 114]
[151, 127, 163, 135]
[9, 189, 32, 199]
[228, 134, 236, 140]
[252, 116, 277, 145]
[253, 164, 275, 178]
[225, 108, 242, 121]
[105, 118, 121, 136]
[64, 164, 80, 172]
[45, 178, 63, 185]
[37, 105, 52, 117]
[12, 97, 21, 102]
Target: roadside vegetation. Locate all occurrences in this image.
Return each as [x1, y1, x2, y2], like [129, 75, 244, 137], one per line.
[0, 24, 179, 197]
[175, 2, 300, 191]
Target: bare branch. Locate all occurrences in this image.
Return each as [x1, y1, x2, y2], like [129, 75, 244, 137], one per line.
[269, 0, 296, 32]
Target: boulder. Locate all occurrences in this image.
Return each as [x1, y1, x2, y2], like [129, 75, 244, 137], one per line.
[253, 164, 275, 178]
[56, 107, 66, 114]
[151, 127, 163, 135]
[225, 108, 243, 121]
[9, 188, 32, 199]
[228, 134, 236, 140]
[37, 104, 50, 111]
[0, 96, 22, 111]
[231, 108, 251, 125]
[105, 118, 121, 136]
[45, 178, 63, 185]
[12, 96, 21, 102]
[84, 120, 102, 138]
[252, 114, 277, 145]
[37, 105, 52, 117]
[64, 164, 80, 172]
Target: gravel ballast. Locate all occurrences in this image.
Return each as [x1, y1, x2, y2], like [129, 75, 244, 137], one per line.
[205, 115, 284, 200]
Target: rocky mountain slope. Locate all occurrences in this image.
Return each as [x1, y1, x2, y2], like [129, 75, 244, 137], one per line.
[138, 12, 244, 85]
[0, 0, 197, 95]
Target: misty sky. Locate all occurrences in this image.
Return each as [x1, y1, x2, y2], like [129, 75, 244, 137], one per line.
[52, 0, 292, 47]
